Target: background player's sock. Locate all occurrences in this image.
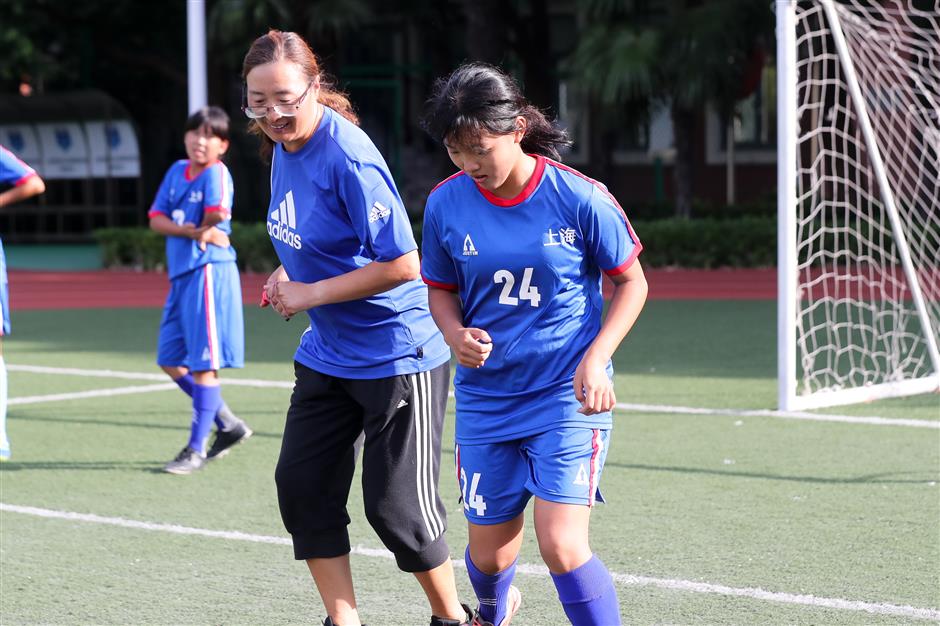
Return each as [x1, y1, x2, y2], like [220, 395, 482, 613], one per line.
[187, 384, 222, 454]
[466, 548, 516, 625]
[0, 355, 9, 458]
[550, 554, 621, 626]
[214, 403, 241, 431]
[174, 373, 236, 430]
[173, 373, 195, 396]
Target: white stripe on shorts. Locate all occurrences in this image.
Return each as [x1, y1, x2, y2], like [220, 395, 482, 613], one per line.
[203, 264, 220, 371]
[412, 371, 444, 540]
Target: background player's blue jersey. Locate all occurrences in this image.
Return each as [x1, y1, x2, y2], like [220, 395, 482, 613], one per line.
[1, 145, 40, 336]
[1, 145, 37, 188]
[267, 106, 449, 379]
[422, 155, 642, 444]
[148, 160, 237, 279]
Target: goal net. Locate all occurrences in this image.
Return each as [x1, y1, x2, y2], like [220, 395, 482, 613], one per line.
[777, 0, 940, 410]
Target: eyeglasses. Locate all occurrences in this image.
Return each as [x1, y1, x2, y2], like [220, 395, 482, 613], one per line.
[242, 82, 313, 119]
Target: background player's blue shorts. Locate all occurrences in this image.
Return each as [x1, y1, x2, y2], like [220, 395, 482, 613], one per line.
[0, 240, 9, 336]
[455, 427, 611, 525]
[157, 261, 244, 371]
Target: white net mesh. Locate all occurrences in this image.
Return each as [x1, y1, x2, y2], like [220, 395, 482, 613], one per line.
[792, 0, 940, 400]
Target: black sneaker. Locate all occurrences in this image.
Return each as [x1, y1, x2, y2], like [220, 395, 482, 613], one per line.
[163, 447, 207, 475]
[322, 618, 368, 626]
[431, 604, 474, 626]
[206, 421, 253, 460]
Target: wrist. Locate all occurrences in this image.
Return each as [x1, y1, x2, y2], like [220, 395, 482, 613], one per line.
[444, 326, 466, 348]
[582, 346, 611, 366]
[305, 281, 323, 309]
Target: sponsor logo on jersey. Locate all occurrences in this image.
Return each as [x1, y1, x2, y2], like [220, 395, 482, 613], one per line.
[189, 190, 204, 204]
[463, 234, 478, 256]
[573, 463, 589, 486]
[544, 227, 578, 247]
[368, 201, 391, 223]
[268, 190, 302, 249]
[171, 209, 185, 226]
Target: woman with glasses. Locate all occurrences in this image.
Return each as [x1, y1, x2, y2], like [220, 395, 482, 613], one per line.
[242, 30, 471, 626]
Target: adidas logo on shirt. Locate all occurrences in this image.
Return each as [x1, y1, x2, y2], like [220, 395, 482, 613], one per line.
[368, 201, 391, 223]
[268, 190, 302, 249]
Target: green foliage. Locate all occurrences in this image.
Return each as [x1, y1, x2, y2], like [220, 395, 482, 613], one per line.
[633, 216, 776, 268]
[568, 0, 774, 113]
[0, 0, 35, 81]
[94, 223, 280, 273]
[96, 216, 778, 271]
[93, 227, 166, 271]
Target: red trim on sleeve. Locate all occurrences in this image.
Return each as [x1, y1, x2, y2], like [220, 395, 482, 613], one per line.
[475, 155, 546, 207]
[430, 170, 466, 195]
[147, 208, 164, 218]
[13, 172, 38, 187]
[603, 244, 644, 277]
[422, 273, 458, 292]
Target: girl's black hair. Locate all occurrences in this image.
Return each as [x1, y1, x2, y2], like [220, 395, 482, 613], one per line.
[421, 63, 571, 160]
[185, 106, 230, 142]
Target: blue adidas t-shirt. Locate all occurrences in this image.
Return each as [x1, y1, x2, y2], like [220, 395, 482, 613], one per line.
[422, 155, 642, 444]
[148, 160, 237, 279]
[267, 106, 450, 379]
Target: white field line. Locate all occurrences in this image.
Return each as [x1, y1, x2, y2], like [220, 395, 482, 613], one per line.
[9, 364, 937, 428]
[9, 383, 179, 406]
[8, 364, 294, 389]
[616, 402, 940, 429]
[2, 503, 938, 622]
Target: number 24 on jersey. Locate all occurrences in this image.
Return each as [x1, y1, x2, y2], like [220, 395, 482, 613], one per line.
[494, 267, 540, 307]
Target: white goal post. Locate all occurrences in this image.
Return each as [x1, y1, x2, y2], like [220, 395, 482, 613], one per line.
[776, 0, 940, 411]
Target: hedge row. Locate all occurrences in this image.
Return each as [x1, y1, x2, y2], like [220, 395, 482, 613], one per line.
[95, 223, 279, 272]
[94, 216, 778, 271]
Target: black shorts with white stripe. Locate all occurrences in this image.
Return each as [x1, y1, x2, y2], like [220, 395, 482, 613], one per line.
[275, 360, 452, 573]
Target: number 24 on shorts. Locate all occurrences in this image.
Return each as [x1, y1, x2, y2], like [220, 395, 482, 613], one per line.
[460, 468, 487, 516]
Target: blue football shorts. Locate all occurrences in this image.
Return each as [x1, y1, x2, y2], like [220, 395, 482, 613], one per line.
[455, 427, 611, 525]
[157, 262, 244, 371]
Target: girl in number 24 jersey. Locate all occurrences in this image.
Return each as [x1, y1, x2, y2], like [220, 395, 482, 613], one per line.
[421, 64, 649, 626]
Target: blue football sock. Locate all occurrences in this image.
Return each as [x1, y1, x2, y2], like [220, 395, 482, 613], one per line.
[188, 384, 222, 454]
[173, 373, 195, 396]
[466, 548, 516, 625]
[175, 374, 228, 429]
[550, 554, 621, 625]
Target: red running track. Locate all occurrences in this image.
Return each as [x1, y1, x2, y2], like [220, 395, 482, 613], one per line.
[7, 268, 779, 311]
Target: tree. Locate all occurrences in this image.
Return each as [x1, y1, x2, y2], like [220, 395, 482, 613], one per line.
[568, 0, 773, 218]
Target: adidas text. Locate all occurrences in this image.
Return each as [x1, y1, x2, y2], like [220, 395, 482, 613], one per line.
[267, 221, 302, 249]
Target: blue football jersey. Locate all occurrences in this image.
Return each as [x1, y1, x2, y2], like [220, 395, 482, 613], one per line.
[148, 160, 237, 279]
[421, 155, 642, 444]
[267, 106, 450, 379]
[0, 145, 38, 188]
